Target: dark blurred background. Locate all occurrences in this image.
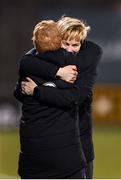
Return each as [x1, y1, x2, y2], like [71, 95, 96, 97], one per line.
[0, 0, 121, 126]
[0, 0, 121, 178]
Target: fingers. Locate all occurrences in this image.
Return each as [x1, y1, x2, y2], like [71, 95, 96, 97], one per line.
[21, 79, 31, 88]
[21, 85, 31, 95]
[67, 66, 78, 76]
[70, 70, 78, 78]
[21, 85, 26, 94]
[21, 79, 35, 95]
[72, 71, 78, 76]
[21, 81, 27, 93]
[65, 76, 77, 83]
[26, 77, 33, 82]
[21, 84, 26, 94]
[68, 65, 77, 71]
[67, 70, 78, 77]
[22, 90, 25, 94]
[21, 81, 25, 86]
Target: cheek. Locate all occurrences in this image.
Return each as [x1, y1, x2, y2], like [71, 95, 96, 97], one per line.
[61, 43, 68, 51]
[74, 46, 81, 53]
[74, 49, 79, 53]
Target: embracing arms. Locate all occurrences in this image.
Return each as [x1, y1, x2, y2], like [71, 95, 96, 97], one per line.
[21, 43, 102, 109]
[20, 48, 77, 83]
[14, 41, 102, 109]
[14, 48, 77, 102]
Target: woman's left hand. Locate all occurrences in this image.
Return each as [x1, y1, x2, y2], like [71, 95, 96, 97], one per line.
[21, 77, 37, 95]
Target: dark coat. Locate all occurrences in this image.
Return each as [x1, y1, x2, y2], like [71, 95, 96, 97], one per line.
[16, 40, 102, 162]
[14, 41, 102, 178]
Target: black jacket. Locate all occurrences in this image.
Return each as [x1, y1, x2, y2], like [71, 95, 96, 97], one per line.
[15, 41, 102, 162]
[14, 41, 102, 177]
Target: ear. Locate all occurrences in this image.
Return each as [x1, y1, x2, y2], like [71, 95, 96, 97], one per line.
[61, 41, 65, 48]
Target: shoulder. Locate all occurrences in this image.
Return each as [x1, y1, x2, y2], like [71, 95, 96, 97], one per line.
[20, 53, 34, 63]
[19, 50, 40, 68]
[25, 48, 36, 55]
[19, 48, 36, 63]
[36, 48, 64, 60]
[80, 40, 103, 66]
[84, 40, 103, 55]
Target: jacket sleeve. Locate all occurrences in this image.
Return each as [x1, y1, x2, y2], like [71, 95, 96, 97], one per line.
[13, 80, 24, 103]
[33, 45, 103, 109]
[33, 64, 95, 109]
[19, 50, 75, 89]
[19, 48, 88, 90]
[13, 75, 46, 103]
[19, 54, 59, 81]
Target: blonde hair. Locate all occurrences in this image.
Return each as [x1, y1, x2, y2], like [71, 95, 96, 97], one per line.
[32, 20, 61, 53]
[57, 16, 90, 42]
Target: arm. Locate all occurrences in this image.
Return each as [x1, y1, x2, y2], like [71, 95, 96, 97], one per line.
[33, 86, 78, 109]
[13, 80, 24, 103]
[32, 44, 102, 108]
[14, 48, 78, 102]
[22, 45, 102, 108]
[14, 51, 75, 102]
[21, 43, 102, 108]
[19, 54, 59, 81]
[20, 51, 77, 84]
[33, 62, 96, 108]
[13, 75, 46, 103]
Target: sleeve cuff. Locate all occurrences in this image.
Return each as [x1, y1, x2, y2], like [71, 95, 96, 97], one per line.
[50, 67, 60, 79]
[33, 86, 40, 99]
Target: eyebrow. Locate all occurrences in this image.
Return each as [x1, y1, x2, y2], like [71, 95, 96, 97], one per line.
[72, 43, 80, 46]
[64, 42, 80, 46]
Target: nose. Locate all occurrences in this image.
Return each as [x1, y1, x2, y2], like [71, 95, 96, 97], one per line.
[66, 46, 74, 52]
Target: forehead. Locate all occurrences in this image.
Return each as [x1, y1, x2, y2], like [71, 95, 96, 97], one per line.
[63, 29, 81, 41]
[63, 38, 80, 44]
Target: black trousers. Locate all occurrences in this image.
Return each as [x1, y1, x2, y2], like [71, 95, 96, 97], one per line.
[20, 168, 86, 179]
[65, 168, 86, 179]
[85, 161, 93, 179]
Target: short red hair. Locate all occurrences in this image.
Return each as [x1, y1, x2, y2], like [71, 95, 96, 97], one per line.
[32, 20, 61, 53]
